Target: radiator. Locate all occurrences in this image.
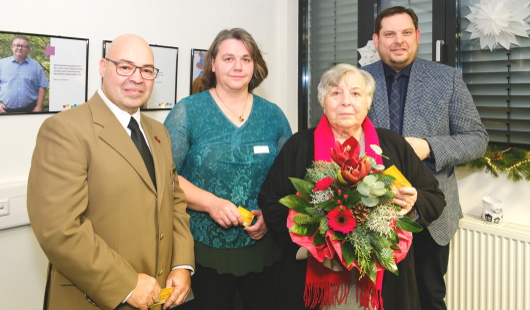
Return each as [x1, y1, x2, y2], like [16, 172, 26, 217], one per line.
[446, 215, 530, 310]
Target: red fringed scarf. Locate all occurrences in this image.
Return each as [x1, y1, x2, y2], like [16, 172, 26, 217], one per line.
[304, 257, 351, 309]
[309, 115, 385, 310]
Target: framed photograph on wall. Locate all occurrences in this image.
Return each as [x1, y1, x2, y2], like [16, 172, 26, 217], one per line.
[103, 41, 178, 110]
[190, 48, 206, 95]
[0, 31, 89, 115]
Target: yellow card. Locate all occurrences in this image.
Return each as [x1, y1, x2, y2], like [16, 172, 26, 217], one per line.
[153, 287, 174, 306]
[384, 165, 412, 189]
[238, 206, 255, 227]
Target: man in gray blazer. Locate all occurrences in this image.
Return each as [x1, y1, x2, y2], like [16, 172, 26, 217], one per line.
[362, 6, 488, 310]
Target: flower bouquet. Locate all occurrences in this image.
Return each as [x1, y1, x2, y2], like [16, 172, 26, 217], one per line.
[280, 137, 423, 287]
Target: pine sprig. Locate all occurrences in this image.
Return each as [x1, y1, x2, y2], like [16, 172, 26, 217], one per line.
[293, 213, 322, 225]
[305, 161, 340, 183]
[305, 206, 325, 216]
[369, 233, 398, 275]
[459, 145, 530, 182]
[347, 229, 373, 274]
[377, 172, 396, 186]
[319, 218, 329, 236]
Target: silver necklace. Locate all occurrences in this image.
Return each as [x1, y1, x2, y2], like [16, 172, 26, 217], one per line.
[214, 88, 249, 123]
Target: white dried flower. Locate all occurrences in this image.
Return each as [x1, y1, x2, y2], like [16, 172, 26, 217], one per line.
[357, 40, 381, 66]
[364, 203, 394, 237]
[311, 187, 334, 204]
[465, 0, 530, 51]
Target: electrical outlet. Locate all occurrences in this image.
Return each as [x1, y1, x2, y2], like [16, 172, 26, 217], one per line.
[0, 199, 9, 217]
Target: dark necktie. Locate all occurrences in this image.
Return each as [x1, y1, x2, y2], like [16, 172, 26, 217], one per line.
[389, 72, 402, 133]
[128, 117, 156, 188]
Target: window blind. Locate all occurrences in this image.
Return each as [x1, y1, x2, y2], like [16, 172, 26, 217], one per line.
[308, 0, 358, 127]
[460, 1, 530, 146]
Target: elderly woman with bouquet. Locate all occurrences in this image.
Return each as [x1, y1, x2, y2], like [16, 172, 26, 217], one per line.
[258, 63, 445, 310]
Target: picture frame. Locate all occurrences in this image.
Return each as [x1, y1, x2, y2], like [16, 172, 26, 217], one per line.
[0, 31, 89, 115]
[190, 48, 207, 95]
[103, 40, 178, 110]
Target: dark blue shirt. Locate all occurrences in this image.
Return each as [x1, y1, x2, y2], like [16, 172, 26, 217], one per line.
[383, 62, 412, 134]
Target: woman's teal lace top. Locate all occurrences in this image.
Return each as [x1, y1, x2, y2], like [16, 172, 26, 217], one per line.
[164, 90, 291, 249]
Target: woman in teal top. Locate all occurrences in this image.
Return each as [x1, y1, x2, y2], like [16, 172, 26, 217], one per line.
[164, 28, 291, 310]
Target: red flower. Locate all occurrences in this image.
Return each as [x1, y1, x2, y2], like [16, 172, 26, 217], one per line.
[314, 177, 335, 192]
[331, 137, 371, 186]
[327, 207, 356, 234]
[341, 157, 371, 185]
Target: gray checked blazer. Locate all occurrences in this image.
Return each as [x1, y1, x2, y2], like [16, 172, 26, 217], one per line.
[363, 58, 488, 246]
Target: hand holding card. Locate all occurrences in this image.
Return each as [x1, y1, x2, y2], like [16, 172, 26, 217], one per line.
[237, 206, 255, 227]
[152, 287, 174, 306]
[384, 165, 412, 190]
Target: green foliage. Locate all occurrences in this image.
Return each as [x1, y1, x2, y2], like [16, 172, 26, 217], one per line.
[377, 172, 396, 185]
[305, 206, 325, 216]
[293, 213, 321, 225]
[396, 216, 424, 233]
[341, 241, 355, 267]
[313, 231, 325, 245]
[348, 229, 376, 281]
[460, 145, 530, 182]
[388, 229, 400, 250]
[319, 217, 329, 236]
[317, 198, 337, 212]
[364, 258, 377, 284]
[305, 161, 340, 183]
[289, 177, 315, 200]
[378, 190, 395, 204]
[344, 189, 362, 205]
[279, 195, 312, 214]
[289, 223, 319, 236]
[370, 233, 398, 275]
[291, 214, 323, 239]
[333, 231, 346, 241]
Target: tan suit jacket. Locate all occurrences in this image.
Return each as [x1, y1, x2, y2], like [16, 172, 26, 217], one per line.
[27, 92, 194, 310]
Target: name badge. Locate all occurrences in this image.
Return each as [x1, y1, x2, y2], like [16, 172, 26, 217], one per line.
[254, 145, 270, 154]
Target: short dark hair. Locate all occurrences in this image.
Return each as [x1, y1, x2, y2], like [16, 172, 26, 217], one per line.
[12, 36, 30, 47]
[199, 28, 268, 92]
[374, 6, 419, 35]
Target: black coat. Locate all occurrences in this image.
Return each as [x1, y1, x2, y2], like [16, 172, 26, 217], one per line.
[258, 127, 445, 310]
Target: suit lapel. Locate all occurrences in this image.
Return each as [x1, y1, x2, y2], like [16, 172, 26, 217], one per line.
[88, 93, 157, 195]
[370, 62, 391, 128]
[403, 59, 426, 135]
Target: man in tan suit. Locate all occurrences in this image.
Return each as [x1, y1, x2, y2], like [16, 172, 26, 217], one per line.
[27, 34, 194, 310]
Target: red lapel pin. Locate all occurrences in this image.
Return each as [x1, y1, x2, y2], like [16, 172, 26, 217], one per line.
[155, 136, 161, 143]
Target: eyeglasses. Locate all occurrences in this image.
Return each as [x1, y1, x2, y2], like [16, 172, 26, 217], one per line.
[13, 44, 30, 49]
[105, 58, 159, 80]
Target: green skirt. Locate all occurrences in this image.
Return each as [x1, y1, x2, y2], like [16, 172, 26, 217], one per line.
[195, 236, 282, 276]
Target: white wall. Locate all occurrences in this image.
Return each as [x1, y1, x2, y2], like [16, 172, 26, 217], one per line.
[0, 0, 298, 307]
[456, 167, 530, 226]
